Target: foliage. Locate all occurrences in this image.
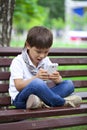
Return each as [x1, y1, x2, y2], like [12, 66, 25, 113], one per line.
[27, 6, 49, 29]
[37, 0, 65, 20]
[13, 0, 65, 31]
[51, 18, 65, 29]
[13, 0, 46, 30]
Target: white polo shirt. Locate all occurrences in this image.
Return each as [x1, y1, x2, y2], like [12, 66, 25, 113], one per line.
[9, 54, 52, 101]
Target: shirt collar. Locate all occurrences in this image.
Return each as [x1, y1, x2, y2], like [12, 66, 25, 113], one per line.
[26, 51, 44, 69]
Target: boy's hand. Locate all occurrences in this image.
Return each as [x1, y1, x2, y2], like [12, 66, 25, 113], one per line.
[36, 68, 49, 81]
[48, 71, 62, 84]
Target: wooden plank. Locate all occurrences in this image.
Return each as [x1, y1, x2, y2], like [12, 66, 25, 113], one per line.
[76, 92, 87, 99]
[0, 84, 9, 93]
[60, 70, 87, 77]
[0, 116, 87, 130]
[0, 57, 87, 67]
[0, 96, 11, 106]
[0, 47, 87, 56]
[0, 72, 10, 80]
[0, 104, 87, 123]
[51, 58, 87, 65]
[73, 80, 87, 88]
[0, 58, 12, 67]
[49, 48, 87, 56]
[0, 70, 87, 81]
[0, 47, 22, 56]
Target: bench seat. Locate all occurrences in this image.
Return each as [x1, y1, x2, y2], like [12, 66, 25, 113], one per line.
[0, 47, 87, 130]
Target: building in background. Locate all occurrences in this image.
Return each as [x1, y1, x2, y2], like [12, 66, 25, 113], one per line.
[65, 0, 87, 41]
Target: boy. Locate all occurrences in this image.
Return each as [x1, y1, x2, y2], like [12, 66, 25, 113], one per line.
[9, 26, 82, 109]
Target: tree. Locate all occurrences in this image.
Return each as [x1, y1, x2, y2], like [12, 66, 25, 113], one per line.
[13, 0, 65, 31]
[0, 0, 15, 46]
[38, 0, 65, 20]
[37, 0, 65, 29]
[13, 0, 45, 31]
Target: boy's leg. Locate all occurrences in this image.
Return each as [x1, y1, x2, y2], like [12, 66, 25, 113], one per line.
[26, 94, 50, 109]
[13, 78, 65, 108]
[51, 80, 74, 98]
[51, 80, 82, 107]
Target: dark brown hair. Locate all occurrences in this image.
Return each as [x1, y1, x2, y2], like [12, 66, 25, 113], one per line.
[25, 26, 53, 49]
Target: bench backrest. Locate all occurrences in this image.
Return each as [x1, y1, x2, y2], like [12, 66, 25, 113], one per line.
[0, 47, 87, 108]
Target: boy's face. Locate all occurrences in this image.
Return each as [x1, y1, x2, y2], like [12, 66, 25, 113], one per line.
[27, 46, 50, 66]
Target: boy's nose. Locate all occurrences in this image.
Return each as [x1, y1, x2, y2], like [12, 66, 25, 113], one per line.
[40, 53, 45, 58]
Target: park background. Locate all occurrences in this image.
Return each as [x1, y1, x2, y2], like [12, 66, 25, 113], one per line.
[0, 0, 87, 48]
[10, 0, 87, 49]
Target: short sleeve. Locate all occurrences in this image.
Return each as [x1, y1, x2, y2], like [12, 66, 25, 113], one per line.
[10, 58, 24, 79]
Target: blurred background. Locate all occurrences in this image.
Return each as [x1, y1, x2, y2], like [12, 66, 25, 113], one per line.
[0, 0, 87, 48]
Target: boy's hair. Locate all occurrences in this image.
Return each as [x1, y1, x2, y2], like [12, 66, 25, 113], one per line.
[25, 26, 53, 49]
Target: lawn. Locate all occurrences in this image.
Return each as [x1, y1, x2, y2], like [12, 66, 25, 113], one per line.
[52, 38, 87, 48]
[11, 38, 87, 48]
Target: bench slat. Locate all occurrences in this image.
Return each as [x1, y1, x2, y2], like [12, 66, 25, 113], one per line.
[49, 48, 87, 56]
[0, 47, 87, 56]
[73, 80, 87, 88]
[0, 47, 22, 56]
[0, 104, 87, 123]
[0, 72, 10, 80]
[60, 70, 87, 77]
[0, 97, 11, 106]
[51, 58, 87, 65]
[0, 70, 87, 81]
[0, 58, 87, 67]
[76, 92, 87, 99]
[0, 116, 87, 130]
[0, 58, 12, 67]
[0, 84, 9, 92]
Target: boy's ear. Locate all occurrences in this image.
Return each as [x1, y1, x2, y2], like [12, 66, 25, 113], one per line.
[26, 42, 30, 50]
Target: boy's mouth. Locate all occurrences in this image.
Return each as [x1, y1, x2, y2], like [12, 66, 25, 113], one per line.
[37, 58, 42, 62]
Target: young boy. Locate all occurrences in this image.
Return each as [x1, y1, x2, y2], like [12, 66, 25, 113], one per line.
[9, 26, 82, 109]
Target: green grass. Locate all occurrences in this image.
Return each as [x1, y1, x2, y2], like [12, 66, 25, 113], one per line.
[54, 125, 87, 130]
[52, 38, 87, 48]
[10, 38, 87, 48]
[10, 40, 24, 47]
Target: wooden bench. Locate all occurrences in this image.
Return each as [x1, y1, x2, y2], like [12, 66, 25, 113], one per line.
[0, 47, 87, 130]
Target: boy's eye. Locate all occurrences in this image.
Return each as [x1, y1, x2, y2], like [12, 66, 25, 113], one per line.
[36, 51, 41, 53]
[36, 51, 48, 54]
[44, 50, 49, 54]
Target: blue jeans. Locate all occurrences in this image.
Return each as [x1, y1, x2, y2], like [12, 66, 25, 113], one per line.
[13, 78, 74, 109]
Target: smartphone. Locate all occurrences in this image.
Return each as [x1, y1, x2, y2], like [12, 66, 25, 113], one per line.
[45, 63, 58, 74]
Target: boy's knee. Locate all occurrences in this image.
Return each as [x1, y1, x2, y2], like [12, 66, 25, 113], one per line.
[64, 80, 74, 92]
[31, 78, 46, 94]
[66, 80, 74, 85]
[33, 78, 44, 85]
[31, 78, 45, 89]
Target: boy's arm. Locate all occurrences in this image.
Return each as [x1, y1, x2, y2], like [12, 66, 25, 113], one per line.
[14, 68, 49, 91]
[48, 71, 63, 84]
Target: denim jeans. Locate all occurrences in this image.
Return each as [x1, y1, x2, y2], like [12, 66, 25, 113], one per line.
[13, 78, 74, 109]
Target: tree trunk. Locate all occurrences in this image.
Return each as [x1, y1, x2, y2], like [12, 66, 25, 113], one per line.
[0, 0, 15, 46]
